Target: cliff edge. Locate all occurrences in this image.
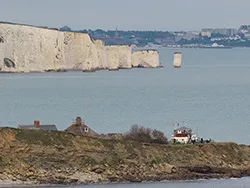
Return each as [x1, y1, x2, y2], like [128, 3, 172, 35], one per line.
[0, 22, 160, 72]
[0, 127, 250, 184]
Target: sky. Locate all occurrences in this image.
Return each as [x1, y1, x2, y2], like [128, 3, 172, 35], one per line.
[1, 0, 250, 31]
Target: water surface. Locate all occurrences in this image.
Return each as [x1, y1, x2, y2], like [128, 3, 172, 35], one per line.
[2, 177, 250, 188]
[0, 48, 250, 144]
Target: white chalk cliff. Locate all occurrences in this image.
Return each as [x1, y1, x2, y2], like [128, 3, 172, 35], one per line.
[131, 50, 159, 68]
[106, 45, 132, 70]
[0, 22, 160, 72]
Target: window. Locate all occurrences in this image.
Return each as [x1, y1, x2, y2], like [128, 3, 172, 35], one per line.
[84, 127, 89, 133]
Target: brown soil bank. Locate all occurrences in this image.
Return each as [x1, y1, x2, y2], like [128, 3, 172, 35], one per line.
[0, 127, 250, 184]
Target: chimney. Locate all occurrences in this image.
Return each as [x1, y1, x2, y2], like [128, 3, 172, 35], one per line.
[75, 117, 82, 126]
[34, 120, 40, 128]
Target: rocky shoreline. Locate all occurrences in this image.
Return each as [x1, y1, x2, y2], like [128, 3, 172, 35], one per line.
[0, 64, 164, 74]
[1, 127, 250, 185]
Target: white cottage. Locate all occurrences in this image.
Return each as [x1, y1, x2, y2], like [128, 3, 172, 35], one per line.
[171, 126, 192, 144]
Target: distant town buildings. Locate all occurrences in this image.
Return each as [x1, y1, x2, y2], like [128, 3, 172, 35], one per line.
[201, 31, 211, 37]
[66, 24, 250, 48]
[202, 28, 238, 37]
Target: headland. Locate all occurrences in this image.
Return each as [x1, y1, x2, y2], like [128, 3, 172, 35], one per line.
[0, 127, 250, 185]
[0, 22, 160, 73]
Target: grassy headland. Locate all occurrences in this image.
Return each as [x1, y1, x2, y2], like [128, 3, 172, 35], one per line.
[0, 127, 250, 184]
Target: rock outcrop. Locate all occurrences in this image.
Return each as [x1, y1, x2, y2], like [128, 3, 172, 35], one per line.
[94, 40, 108, 70]
[106, 45, 132, 70]
[0, 22, 160, 72]
[0, 127, 250, 185]
[132, 50, 160, 68]
[63, 32, 100, 71]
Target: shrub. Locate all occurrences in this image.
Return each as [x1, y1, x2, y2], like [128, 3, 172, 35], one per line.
[152, 129, 168, 144]
[124, 125, 168, 144]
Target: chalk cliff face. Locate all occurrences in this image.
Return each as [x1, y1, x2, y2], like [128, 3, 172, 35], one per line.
[93, 40, 108, 69]
[63, 32, 99, 71]
[117, 45, 132, 69]
[105, 46, 119, 70]
[0, 23, 65, 72]
[0, 43, 5, 71]
[106, 45, 132, 70]
[0, 22, 159, 72]
[132, 50, 160, 68]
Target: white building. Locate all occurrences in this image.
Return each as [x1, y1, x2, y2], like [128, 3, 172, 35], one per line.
[201, 31, 211, 37]
[171, 127, 192, 144]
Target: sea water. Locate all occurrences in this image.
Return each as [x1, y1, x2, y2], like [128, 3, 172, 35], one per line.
[1, 177, 250, 187]
[1, 48, 250, 144]
[69, 177, 250, 188]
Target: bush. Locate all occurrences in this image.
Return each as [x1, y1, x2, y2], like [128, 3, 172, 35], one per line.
[124, 125, 168, 144]
[152, 129, 168, 144]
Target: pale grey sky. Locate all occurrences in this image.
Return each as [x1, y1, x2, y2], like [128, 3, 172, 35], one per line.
[1, 0, 249, 31]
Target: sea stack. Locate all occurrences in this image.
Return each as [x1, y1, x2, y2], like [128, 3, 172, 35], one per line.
[173, 52, 182, 68]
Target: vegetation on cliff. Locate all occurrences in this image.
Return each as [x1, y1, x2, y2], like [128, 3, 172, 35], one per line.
[124, 124, 168, 144]
[0, 127, 250, 184]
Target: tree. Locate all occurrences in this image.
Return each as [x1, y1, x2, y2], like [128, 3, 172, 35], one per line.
[59, 25, 72, 32]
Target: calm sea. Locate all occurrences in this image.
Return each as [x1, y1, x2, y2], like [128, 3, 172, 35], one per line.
[1, 177, 250, 187]
[1, 48, 250, 144]
[1, 48, 250, 187]
[62, 177, 250, 188]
